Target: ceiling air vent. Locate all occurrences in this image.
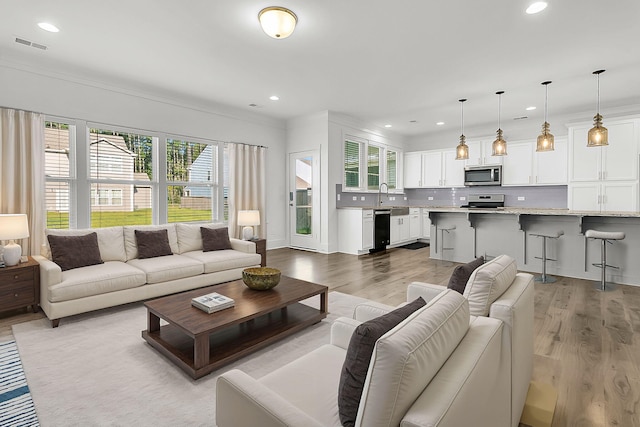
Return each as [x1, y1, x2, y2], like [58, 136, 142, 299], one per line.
[14, 37, 48, 50]
[513, 116, 528, 121]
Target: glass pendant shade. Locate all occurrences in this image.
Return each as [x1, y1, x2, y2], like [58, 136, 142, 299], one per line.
[587, 114, 608, 146]
[492, 91, 507, 156]
[456, 135, 469, 160]
[455, 98, 469, 160]
[587, 70, 608, 146]
[536, 122, 555, 151]
[492, 128, 507, 156]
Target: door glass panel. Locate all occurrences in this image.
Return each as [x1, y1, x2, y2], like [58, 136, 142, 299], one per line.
[295, 157, 312, 235]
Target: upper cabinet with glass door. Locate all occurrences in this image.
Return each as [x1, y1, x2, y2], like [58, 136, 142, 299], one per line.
[343, 137, 402, 192]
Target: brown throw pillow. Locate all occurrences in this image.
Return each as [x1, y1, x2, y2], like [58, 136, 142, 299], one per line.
[447, 256, 485, 294]
[135, 229, 173, 259]
[201, 227, 232, 252]
[338, 297, 426, 427]
[47, 232, 104, 271]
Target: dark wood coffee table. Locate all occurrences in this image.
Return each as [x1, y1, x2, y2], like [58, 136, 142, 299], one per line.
[141, 276, 328, 379]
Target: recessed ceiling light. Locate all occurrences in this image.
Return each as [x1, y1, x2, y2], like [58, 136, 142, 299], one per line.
[384, 124, 392, 128]
[526, 106, 537, 111]
[526, 2, 547, 14]
[37, 22, 59, 33]
[269, 95, 279, 101]
[436, 122, 445, 126]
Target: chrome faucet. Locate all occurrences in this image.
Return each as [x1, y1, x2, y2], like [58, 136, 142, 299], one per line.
[378, 182, 389, 206]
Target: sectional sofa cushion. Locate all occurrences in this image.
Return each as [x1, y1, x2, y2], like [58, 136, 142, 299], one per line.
[447, 256, 485, 294]
[338, 297, 426, 427]
[127, 254, 204, 284]
[124, 225, 179, 261]
[464, 254, 517, 316]
[47, 232, 104, 271]
[201, 227, 232, 252]
[176, 222, 227, 254]
[134, 229, 173, 259]
[44, 226, 126, 262]
[182, 250, 261, 274]
[356, 290, 470, 427]
[48, 261, 146, 302]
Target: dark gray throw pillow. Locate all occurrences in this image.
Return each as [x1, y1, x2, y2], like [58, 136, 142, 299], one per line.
[447, 256, 485, 294]
[201, 227, 232, 251]
[338, 297, 426, 427]
[47, 232, 104, 271]
[135, 229, 173, 259]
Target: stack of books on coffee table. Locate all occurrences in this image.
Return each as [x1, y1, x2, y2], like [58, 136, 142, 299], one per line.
[191, 292, 235, 314]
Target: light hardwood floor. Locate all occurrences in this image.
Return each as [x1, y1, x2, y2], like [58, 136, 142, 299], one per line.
[1, 246, 638, 426]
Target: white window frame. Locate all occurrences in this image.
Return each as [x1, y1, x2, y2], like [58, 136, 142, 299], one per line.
[342, 135, 403, 192]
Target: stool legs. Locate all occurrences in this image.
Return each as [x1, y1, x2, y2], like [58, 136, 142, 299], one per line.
[534, 236, 557, 284]
[593, 239, 617, 292]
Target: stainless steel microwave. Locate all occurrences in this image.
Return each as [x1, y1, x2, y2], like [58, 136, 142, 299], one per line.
[464, 165, 502, 186]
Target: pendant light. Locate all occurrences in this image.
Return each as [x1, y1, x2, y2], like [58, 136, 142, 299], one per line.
[492, 91, 507, 156]
[455, 99, 469, 160]
[536, 81, 555, 152]
[587, 69, 608, 147]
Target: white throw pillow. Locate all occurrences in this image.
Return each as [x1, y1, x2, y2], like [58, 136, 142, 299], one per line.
[123, 224, 179, 260]
[44, 227, 125, 262]
[356, 290, 469, 427]
[175, 222, 226, 254]
[463, 254, 517, 316]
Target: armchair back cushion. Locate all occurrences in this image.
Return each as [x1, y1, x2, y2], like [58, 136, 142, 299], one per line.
[356, 290, 469, 427]
[447, 256, 484, 294]
[464, 254, 517, 316]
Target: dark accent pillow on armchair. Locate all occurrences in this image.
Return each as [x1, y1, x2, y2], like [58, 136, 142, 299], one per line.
[201, 227, 232, 251]
[47, 232, 104, 271]
[447, 256, 485, 294]
[135, 229, 173, 259]
[338, 297, 426, 427]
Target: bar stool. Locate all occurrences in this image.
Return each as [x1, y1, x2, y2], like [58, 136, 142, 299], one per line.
[585, 229, 625, 291]
[439, 225, 456, 260]
[530, 230, 564, 283]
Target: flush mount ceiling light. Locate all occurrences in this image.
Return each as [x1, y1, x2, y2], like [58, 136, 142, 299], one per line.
[588, 69, 608, 147]
[492, 91, 508, 156]
[455, 99, 469, 160]
[536, 81, 555, 152]
[37, 22, 59, 32]
[269, 95, 279, 101]
[526, 1, 548, 14]
[259, 7, 297, 39]
[526, 106, 537, 111]
[436, 121, 445, 126]
[384, 124, 392, 128]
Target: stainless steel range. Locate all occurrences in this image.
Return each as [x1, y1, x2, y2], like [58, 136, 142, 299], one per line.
[461, 194, 505, 209]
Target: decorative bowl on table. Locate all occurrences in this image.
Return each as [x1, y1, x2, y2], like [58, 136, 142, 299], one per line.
[242, 267, 281, 290]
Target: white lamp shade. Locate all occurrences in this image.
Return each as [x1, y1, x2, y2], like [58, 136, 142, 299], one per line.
[0, 214, 29, 240]
[238, 210, 261, 226]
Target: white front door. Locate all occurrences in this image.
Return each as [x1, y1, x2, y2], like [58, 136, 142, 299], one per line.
[289, 151, 320, 250]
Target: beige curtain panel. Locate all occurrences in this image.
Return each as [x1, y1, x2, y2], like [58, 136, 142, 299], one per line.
[228, 143, 267, 239]
[0, 108, 46, 256]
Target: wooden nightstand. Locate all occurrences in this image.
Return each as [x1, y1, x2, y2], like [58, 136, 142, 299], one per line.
[252, 238, 267, 267]
[0, 256, 40, 313]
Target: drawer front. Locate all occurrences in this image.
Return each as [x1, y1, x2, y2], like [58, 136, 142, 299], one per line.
[0, 280, 35, 308]
[0, 268, 34, 284]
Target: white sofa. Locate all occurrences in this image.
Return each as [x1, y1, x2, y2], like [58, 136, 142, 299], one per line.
[33, 223, 261, 327]
[217, 290, 511, 427]
[354, 254, 535, 427]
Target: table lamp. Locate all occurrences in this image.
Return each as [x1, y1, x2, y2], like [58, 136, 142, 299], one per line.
[0, 214, 30, 267]
[238, 210, 260, 240]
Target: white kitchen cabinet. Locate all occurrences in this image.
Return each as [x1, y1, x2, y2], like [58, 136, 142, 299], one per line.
[465, 140, 503, 166]
[421, 209, 431, 239]
[403, 150, 464, 188]
[404, 152, 423, 188]
[502, 139, 568, 186]
[568, 182, 638, 212]
[390, 215, 410, 245]
[338, 209, 375, 255]
[422, 152, 442, 187]
[409, 208, 421, 239]
[569, 119, 638, 183]
[442, 149, 465, 187]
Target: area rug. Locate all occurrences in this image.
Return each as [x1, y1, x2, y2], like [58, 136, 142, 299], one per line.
[0, 341, 39, 426]
[12, 292, 368, 427]
[398, 241, 430, 250]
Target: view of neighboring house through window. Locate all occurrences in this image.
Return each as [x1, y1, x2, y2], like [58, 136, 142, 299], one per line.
[45, 121, 75, 229]
[386, 149, 397, 190]
[89, 127, 154, 228]
[367, 145, 380, 190]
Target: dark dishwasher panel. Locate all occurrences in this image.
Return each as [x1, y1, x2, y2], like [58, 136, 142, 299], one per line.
[370, 210, 390, 253]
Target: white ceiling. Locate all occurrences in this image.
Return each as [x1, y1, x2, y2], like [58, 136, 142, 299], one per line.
[2, 0, 640, 137]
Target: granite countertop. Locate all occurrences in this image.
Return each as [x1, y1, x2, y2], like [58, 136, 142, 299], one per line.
[338, 206, 640, 217]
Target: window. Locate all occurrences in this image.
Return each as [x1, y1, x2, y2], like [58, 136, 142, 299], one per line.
[343, 137, 402, 192]
[45, 121, 75, 229]
[91, 189, 123, 206]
